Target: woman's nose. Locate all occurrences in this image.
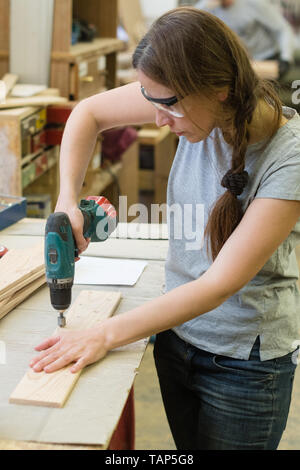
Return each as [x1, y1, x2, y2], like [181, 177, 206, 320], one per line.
[155, 109, 173, 128]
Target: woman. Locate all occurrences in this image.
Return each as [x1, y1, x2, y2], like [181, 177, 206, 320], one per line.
[30, 8, 300, 450]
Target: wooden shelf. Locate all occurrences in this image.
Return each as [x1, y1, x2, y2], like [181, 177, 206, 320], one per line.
[0, 1, 123, 99]
[52, 38, 124, 63]
[0, 0, 9, 77]
[50, 0, 123, 100]
[0, 106, 60, 203]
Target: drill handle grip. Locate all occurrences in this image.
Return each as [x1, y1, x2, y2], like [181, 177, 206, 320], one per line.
[82, 210, 91, 238]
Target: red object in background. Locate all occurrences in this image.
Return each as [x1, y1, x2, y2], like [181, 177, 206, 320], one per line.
[35, 152, 48, 177]
[45, 104, 76, 146]
[31, 130, 46, 153]
[108, 387, 135, 450]
[45, 127, 64, 146]
[47, 105, 74, 125]
[101, 127, 138, 163]
[0, 246, 8, 259]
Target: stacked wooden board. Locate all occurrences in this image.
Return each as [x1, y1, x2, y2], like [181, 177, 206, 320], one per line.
[0, 243, 45, 320]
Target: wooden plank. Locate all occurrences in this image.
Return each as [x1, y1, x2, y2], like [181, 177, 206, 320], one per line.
[119, 0, 147, 48]
[0, 266, 45, 303]
[51, 38, 124, 62]
[0, 0, 10, 78]
[0, 0, 9, 52]
[0, 275, 46, 320]
[51, 0, 72, 54]
[1, 74, 19, 98]
[0, 105, 39, 121]
[9, 290, 122, 408]
[98, 0, 118, 38]
[0, 243, 44, 300]
[0, 94, 67, 109]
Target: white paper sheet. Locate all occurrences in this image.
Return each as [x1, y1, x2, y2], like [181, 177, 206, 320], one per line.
[74, 256, 148, 286]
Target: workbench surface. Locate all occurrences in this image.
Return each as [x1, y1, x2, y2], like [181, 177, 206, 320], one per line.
[0, 219, 169, 450]
[1, 219, 300, 450]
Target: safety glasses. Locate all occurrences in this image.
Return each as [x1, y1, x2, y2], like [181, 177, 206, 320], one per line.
[141, 86, 185, 118]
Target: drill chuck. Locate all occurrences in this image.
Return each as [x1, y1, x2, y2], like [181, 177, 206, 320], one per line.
[49, 282, 72, 311]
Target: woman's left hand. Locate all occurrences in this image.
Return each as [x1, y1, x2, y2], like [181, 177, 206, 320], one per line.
[29, 327, 107, 374]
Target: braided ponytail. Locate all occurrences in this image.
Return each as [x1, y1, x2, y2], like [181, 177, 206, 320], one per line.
[205, 76, 258, 259]
[205, 75, 282, 260]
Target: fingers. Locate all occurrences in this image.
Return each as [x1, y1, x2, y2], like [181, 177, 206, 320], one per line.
[55, 206, 86, 253]
[30, 338, 61, 368]
[70, 356, 89, 374]
[77, 237, 91, 255]
[43, 354, 77, 373]
[32, 351, 89, 374]
[31, 351, 61, 372]
[34, 336, 60, 352]
[31, 349, 77, 373]
[75, 235, 89, 254]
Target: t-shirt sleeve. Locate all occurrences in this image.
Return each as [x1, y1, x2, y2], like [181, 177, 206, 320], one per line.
[255, 154, 300, 201]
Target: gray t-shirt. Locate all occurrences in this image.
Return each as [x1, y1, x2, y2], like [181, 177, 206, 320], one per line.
[166, 107, 300, 361]
[195, 0, 295, 62]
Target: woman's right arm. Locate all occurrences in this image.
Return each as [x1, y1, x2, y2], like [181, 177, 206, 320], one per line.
[56, 81, 156, 252]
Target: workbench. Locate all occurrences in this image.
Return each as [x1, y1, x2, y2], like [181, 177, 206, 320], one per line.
[0, 218, 169, 450]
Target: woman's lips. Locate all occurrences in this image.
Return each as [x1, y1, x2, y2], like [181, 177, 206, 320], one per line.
[174, 131, 184, 136]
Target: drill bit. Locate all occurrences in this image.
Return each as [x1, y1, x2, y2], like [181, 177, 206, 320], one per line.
[58, 311, 66, 328]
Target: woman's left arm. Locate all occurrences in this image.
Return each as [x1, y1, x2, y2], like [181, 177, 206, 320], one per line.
[30, 198, 300, 374]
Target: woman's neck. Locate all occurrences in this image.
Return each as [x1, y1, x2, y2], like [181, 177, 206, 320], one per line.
[248, 99, 288, 145]
[222, 99, 288, 146]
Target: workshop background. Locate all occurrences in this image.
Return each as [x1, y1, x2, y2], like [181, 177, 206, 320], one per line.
[0, 0, 300, 450]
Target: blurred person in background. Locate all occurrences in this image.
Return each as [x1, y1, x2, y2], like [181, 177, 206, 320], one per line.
[271, 0, 300, 46]
[195, 0, 296, 78]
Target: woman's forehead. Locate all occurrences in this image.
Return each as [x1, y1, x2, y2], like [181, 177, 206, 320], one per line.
[137, 70, 175, 99]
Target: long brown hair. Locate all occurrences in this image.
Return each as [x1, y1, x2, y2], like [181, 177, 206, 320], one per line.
[133, 7, 282, 260]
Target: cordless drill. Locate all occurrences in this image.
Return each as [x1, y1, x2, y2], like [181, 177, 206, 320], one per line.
[45, 196, 117, 327]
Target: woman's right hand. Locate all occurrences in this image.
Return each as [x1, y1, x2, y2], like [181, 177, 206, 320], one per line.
[55, 198, 90, 255]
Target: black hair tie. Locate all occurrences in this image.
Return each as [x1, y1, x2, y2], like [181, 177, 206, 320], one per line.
[221, 170, 249, 197]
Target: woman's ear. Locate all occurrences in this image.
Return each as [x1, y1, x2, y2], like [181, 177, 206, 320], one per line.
[217, 89, 229, 102]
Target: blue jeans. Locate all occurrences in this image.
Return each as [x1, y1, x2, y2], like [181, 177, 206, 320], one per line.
[153, 330, 297, 450]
